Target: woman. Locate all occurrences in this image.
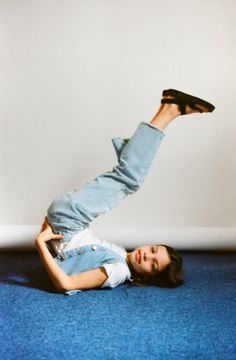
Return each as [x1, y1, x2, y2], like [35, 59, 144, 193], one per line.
[35, 89, 215, 295]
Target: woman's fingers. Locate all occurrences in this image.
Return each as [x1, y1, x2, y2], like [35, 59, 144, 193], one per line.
[44, 217, 50, 228]
[41, 217, 52, 231]
[53, 234, 64, 239]
[45, 217, 51, 226]
[47, 233, 64, 240]
[37, 217, 64, 243]
[39, 232, 64, 243]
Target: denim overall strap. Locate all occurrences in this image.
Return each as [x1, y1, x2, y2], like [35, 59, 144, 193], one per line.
[47, 122, 165, 243]
[54, 244, 128, 296]
[55, 244, 127, 274]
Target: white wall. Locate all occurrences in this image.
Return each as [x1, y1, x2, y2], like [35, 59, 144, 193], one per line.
[1, 1, 236, 237]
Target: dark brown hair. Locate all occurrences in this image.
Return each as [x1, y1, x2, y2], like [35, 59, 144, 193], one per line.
[129, 244, 184, 288]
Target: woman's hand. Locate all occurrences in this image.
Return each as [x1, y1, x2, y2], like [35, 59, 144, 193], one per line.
[35, 217, 64, 244]
[34, 217, 68, 292]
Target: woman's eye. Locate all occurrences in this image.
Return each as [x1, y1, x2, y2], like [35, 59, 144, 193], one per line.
[152, 263, 157, 272]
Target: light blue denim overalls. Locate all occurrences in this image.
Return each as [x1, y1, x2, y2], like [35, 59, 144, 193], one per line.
[47, 122, 166, 294]
[54, 244, 129, 295]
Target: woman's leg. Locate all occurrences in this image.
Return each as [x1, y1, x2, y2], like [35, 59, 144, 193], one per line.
[47, 97, 197, 242]
[47, 123, 166, 241]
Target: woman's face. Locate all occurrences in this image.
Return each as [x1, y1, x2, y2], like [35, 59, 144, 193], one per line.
[126, 245, 171, 278]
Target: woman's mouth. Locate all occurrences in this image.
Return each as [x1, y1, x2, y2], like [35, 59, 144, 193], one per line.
[136, 250, 141, 264]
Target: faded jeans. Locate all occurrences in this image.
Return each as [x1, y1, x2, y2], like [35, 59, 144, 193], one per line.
[47, 122, 166, 244]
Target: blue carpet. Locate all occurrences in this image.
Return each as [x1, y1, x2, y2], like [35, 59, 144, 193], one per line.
[0, 250, 235, 360]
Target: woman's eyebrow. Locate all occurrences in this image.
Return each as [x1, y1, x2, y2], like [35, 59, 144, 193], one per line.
[155, 246, 159, 271]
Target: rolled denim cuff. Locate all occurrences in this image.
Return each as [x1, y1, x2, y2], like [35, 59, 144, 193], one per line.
[111, 123, 165, 162]
[112, 137, 129, 161]
[142, 122, 166, 136]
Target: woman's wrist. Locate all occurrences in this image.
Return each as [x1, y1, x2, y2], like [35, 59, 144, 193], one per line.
[35, 236, 46, 249]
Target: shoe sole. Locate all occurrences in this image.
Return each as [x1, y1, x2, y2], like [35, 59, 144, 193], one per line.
[162, 89, 215, 112]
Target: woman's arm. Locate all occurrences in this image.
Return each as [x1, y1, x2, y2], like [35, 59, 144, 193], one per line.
[35, 217, 68, 292]
[35, 217, 108, 293]
[65, 267, 108, 291]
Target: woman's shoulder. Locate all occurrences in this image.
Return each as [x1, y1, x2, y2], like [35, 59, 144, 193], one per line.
[101, 262, 130, 288]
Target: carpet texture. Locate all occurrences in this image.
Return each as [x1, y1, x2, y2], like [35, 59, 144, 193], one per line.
[0, 250, 235, 360]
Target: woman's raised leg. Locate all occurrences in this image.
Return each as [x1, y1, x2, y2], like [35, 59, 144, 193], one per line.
[47, 92, 213, 242]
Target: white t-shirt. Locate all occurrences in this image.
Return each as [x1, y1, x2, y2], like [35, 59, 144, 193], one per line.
[51, 228, 133, 288]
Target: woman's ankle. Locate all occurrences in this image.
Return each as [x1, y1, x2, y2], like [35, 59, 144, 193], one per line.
[150, 104, 179, 130]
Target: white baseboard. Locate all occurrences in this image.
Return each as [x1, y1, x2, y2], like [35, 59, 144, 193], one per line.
[94, 226, 236, 250]
[0, 226, 236, 251]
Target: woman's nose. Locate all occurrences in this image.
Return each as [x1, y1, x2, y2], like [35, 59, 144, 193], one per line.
[144, 252, 154, 261]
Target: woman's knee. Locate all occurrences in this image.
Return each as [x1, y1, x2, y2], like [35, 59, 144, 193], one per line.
[124, 181, 141, 195]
